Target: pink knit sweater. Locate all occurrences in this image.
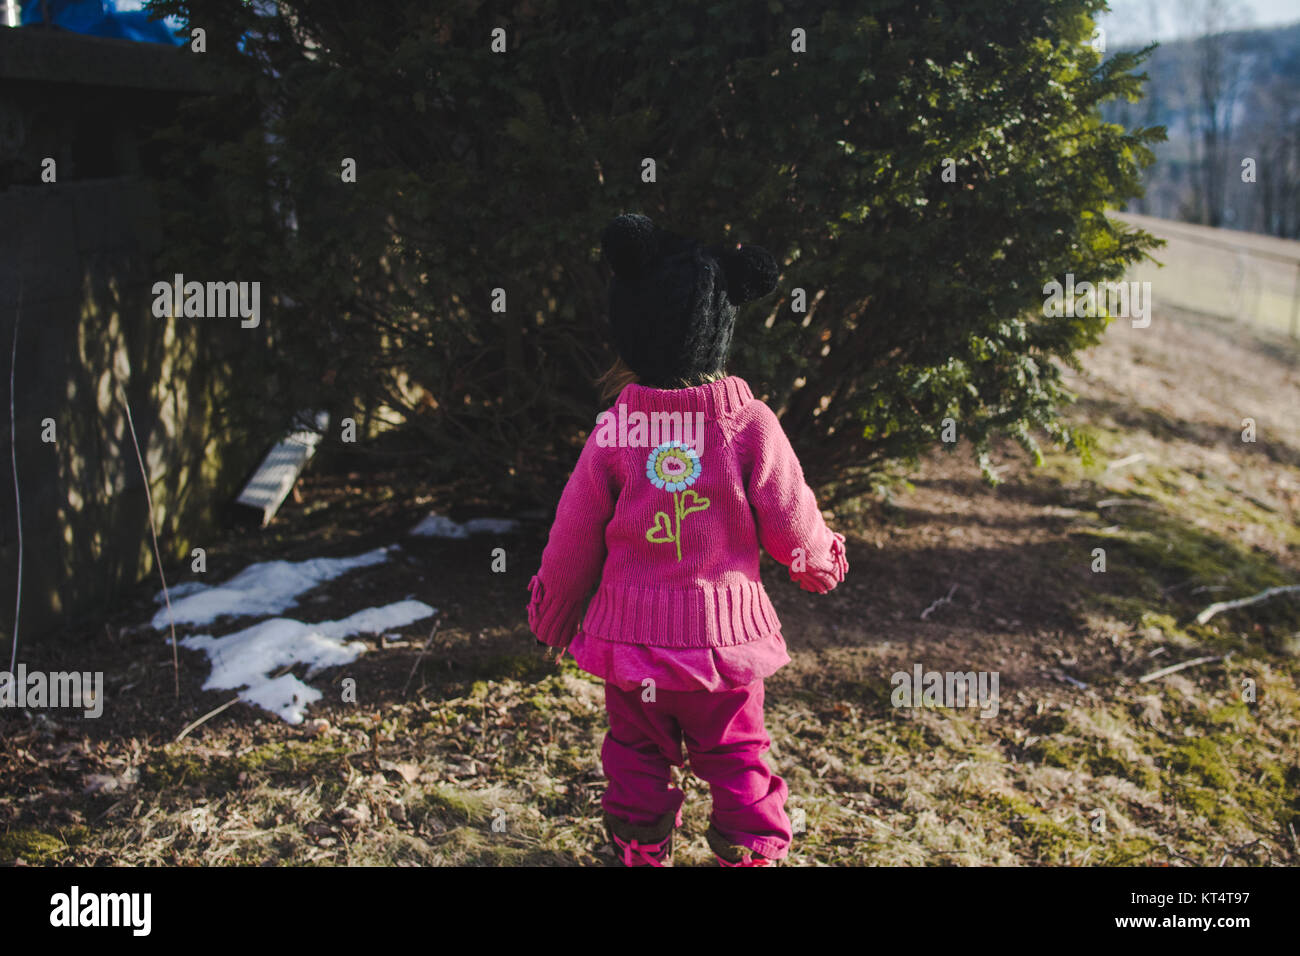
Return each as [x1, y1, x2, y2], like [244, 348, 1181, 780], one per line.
[526, 376, 847, 692]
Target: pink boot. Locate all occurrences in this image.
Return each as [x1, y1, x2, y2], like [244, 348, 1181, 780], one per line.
[707, 823, 777, 866]
[605, 808, 682, 867]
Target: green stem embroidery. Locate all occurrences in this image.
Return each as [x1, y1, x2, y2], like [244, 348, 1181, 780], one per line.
[673, 491, 682, 562]
[645, 489, 710, 562]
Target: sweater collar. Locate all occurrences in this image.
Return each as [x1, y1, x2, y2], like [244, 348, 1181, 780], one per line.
[615, 375, 754, 418]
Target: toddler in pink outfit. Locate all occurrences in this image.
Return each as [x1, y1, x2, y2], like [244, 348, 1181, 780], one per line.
[526, 214, 848, 866]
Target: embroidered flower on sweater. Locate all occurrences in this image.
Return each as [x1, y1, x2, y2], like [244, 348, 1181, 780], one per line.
[645, 441, 710, 561]
[645, 441, 700, 492]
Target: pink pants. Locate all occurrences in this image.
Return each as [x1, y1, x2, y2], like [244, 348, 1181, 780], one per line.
[601, 679, 792, 859]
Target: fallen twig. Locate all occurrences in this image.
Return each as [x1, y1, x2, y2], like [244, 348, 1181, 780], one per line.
[1046, 668, 1089, 690]
[1104, 453, 1146, 472]
[119, 382, 179, 699]
[1138, 654, 1224, 684]
[175, 696, 241, 742]
[1096, 497, 1160, 509]
[8, 266, 23, 673]
[1194, 584, 1300, 625]
[920, 584, 959, 621]
[402, 619, 441, 696]
[1162, 847, 1203, 867]
[1216, 839, 1261, 867]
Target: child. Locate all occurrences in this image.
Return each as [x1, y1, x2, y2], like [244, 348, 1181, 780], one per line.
[526, 213, 848, 866]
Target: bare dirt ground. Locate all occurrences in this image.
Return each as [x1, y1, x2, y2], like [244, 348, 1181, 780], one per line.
[2, 306, 1298, 866]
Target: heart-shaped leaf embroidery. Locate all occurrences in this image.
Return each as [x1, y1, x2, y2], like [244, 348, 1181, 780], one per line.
[645, 510, 676, 544]
[679, 490, 710, 517]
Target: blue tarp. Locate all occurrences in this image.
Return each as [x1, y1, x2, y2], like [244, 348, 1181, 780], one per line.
[19, 0, 185, 46]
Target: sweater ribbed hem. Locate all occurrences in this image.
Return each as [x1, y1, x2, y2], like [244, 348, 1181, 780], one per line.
[581, 579, 781, 648]
[616, 376, 754, 420]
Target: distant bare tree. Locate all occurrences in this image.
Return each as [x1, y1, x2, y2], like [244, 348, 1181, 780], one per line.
[1133, 0, 1164, 215]
[1182, 0, 1254, 227]
[1260, 89, 1300, 238]
[1212, 16, 1300, 238]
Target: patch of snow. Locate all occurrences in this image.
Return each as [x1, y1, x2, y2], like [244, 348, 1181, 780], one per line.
[164, 581, 210, 601]
[180, 599, 436, 724]
[463, 517, 521, 534]
[409, 513, 520, 538]
[151, 546, 393, 631]
[409, 514, 468, 538]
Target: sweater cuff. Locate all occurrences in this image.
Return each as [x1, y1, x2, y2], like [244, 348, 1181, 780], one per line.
[527, 574, 585, 648]
[789, 531, 848, 594]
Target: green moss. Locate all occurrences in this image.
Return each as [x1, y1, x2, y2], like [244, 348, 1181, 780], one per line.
[483, 653, 550, 682]
[142, 748, 235, 789]
[1031, 713, 1070, 736]
[421, 785, 497, 824]
[1039, 431, 1300, 653]
[1092, 468, 1294, 574]
[1026, 736, 1160, 790]
[1155, 730, 1299, 833]
[1076, 501, 1300, 652]
[988, 792, 1080, 859]
[143, 737, 349, 791]
[1103, 835, 1162, 865]
[1024, 707, 1164, 789]
[238, 739, 350, 774]
[851, 677, 897, 709]
[1036, 423, 1124, 483]
[887, 721, 939, 753]
[962, 743, 1006, 765]
[1176, 782, 1237, 827]
[1205, 701, 1251, 730]
[1166, 737, 1235, 791]
[0, 825, 88, 864]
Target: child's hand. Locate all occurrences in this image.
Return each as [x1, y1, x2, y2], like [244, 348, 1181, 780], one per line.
[788, 531, 848, 593]
[792, 568, 840, 594]
[536, 637, 571, 664]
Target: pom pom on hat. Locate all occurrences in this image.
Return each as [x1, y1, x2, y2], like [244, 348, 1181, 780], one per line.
[600, 214, 663, 280]
[705, 241, 780, 304]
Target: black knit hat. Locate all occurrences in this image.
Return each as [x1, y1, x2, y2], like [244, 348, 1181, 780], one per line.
[600, 213, 779, 387]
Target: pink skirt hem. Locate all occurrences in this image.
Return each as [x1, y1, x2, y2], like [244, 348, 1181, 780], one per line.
[566, 628, 791, 692]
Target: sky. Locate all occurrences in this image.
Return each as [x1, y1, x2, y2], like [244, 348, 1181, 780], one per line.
[1098, 0, 1300, 46]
